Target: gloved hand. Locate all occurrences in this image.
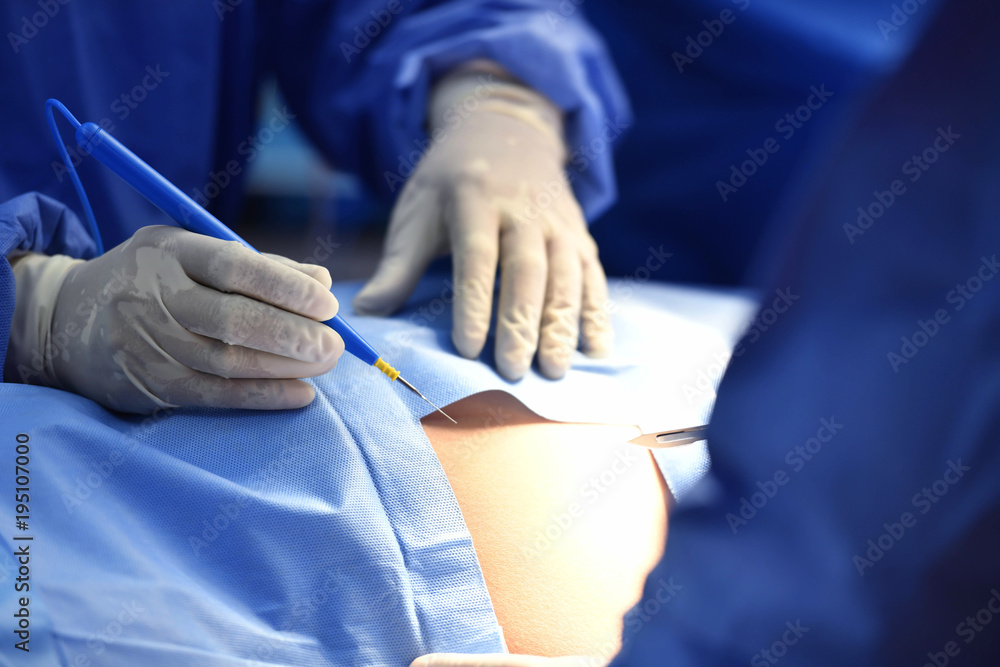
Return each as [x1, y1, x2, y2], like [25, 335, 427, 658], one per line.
[354, 62, 613, 381]
[6, 225, 343, 413]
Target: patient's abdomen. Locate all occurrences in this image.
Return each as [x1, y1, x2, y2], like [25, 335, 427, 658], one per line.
[422, 391, 668, 659]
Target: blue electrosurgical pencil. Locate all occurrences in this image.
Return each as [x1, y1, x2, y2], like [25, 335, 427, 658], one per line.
[50, 101, 455, 423]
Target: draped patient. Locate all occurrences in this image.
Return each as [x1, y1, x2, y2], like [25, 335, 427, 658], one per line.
[4, 230, 677, 663]
[422, 391, 669, 659]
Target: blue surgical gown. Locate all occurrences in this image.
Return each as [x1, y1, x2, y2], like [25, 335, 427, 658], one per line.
[586, 0, 942, 284]
[0, 0, 629, 250]
[0, 0, 628, 379]
[612, 0, 1000, 664]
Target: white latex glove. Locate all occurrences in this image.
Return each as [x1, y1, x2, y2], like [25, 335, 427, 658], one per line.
[6, 225, 343, 413]
[354, 62, 613, 380]
[410, 654, 604, 667]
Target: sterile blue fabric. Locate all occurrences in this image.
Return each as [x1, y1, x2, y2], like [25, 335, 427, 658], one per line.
[0, 373, 505, 665]
[337, 278, 756, 500]
[0, 0, 629, 249]
[347, 280, 755, 433]
[0, 275, 753, 665]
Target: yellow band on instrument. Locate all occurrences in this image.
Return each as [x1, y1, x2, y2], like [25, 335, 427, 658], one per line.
[373, 357, 400, 381]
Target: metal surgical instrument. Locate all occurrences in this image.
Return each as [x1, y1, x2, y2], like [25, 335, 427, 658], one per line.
[630, 425, 708, 448]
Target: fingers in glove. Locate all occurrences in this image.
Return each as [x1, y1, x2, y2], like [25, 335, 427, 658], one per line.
[448, 190, 500, 359]
[155, 330, 340, 380]
[537, 232, 583, 379]
[354, 188, 444, 315]
[262, 253, 333, 290]
[177, 235, 338, 321]
[495, 220, 547, 380]
[163, 283, 344, 364]
[579, 247, 613, 357]
[154, 373, 319, 410]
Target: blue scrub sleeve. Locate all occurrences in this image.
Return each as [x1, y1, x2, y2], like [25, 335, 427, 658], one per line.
[0, 192, 97, 382]
[610, 1, 1000, 665]
[270, 0, 632, 221]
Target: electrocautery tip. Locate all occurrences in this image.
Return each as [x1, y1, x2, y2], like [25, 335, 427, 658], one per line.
[398, 377, 457, 424]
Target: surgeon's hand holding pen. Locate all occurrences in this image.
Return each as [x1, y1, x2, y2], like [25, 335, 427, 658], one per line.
[6, 225, 344, 414]
[354, 61, 614, 381]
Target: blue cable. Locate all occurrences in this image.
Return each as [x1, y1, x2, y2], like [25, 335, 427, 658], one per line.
[45, 99, 104, 255]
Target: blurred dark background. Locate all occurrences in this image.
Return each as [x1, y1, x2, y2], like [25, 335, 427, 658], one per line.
[237, 81, 388, 281]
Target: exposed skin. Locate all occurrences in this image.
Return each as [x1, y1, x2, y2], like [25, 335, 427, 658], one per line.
[421, 391, 669, 661]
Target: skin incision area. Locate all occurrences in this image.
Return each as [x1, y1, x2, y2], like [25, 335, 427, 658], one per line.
[422, 391, 669, 658]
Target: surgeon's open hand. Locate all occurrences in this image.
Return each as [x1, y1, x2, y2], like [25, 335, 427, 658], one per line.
[35, 226, 343, 413]
[354, 64, 613, 380]
[410, 654, 604, 667]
